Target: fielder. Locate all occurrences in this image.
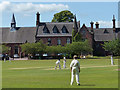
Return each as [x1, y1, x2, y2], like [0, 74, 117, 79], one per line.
[70, 55, 80, 86]
[63, 56, 66, 68]
[55, 59, 61, 70]
[111, 55, 114, 65]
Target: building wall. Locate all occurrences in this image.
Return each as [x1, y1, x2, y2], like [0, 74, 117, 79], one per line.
[37, 36, 72, 46]
[79, 26, 93, 48]
[6, 43, 22, 57]
[93, 41, 106, 56]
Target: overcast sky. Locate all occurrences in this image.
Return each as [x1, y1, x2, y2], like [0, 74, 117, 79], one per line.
[0, 1, 119, 28]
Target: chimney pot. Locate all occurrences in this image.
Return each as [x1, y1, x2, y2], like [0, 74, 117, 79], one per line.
[112, 15, 116, 28]
[95, 22, 99, 28]
[36, 12, 40, 26]
[90, 21, 94, 29]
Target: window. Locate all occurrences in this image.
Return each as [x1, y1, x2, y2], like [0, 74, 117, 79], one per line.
[82, 30, 86, 36]
[66, 38, 70, 44]
[14, 46, 19, 54]
[48, 38, 51, 46]
[43, 26, 50, 33]
[57, 38, 61, 45]
[104, 29, 109, 33]
[62, 26, 68, 33]
[53, 25, 59, 33]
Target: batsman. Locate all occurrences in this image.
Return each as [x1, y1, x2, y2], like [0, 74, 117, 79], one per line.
[70, 55, 80, 86]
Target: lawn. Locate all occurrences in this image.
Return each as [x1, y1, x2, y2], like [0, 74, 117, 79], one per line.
[1, 57, 118, 88]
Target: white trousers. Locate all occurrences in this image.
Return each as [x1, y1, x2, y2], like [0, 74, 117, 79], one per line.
[63, 63, 66, 68]
[55, 63, 61, 69]
[71, 68, 80, 85]
[111, 56, 114, 65]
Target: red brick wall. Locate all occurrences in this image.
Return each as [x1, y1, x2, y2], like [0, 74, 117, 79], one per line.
[38, 36, 72, 46]
[79, 26, 93, 47]
[5, 43, 22, 57]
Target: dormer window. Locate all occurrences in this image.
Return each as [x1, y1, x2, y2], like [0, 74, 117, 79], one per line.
[53, 25, 59, 33]
[104, 29, 109, 33]
[62, 26, 69, 33]
[43, 26, 50, 33]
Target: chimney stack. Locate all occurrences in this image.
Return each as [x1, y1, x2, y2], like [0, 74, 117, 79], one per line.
[112, 15, 116, 28]
[36, 12, 40, 26]
[90, 21, 94, 29]
[95, 22, 99, 29]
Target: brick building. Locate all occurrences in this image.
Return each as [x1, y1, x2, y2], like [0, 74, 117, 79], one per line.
[1, 12, 120, 57]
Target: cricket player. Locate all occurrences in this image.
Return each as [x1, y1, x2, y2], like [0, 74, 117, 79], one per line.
[55, 59, 61, 70]
[63, 56, 66, 68]
[70, 55, 80, 86]
[111, 55, 114, 65]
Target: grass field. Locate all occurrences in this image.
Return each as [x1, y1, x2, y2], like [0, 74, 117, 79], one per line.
[2, 57, 118, 88]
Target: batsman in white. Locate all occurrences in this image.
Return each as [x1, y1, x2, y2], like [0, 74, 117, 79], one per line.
[63, 56, 66, 68]
[70, 55, 80, 86]
[55, 58, 61, 70]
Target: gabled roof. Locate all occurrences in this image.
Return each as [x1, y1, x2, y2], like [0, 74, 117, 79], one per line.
[36, 22, 73, 37]
[93, 28, 115, 41]
[1, 27, 36, 43]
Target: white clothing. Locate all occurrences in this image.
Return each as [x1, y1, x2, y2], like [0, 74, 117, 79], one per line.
[63, 60, 66, 68]
[4, 58, 6, 62]
[70, 59, 80, 85]
[55, 60, 61, 69]
[63, 57, 66, 68]
[56, 60, 60, 64]
[111, 56, 114, 65]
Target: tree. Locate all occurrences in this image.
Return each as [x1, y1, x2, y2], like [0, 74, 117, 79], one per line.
[0, 45, 9, 54]
[45, 45, 64, 55]
[73, 32, 82, 42]
[103, 39, 120, 55]
[52, 10, 74, 22]
[21, 40, 46, 57]
[65, 40, 93, 56]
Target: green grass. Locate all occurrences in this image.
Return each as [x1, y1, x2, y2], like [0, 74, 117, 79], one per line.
[2, 58, 118, 88]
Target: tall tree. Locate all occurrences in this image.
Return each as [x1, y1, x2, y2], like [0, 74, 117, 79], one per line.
[103, 39, 120, 55]
[52, 10, 74, 22]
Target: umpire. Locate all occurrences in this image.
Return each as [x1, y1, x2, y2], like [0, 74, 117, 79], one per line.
[70, 55, 80, 86]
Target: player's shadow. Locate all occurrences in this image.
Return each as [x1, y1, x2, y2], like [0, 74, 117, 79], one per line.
[80, 84, 96, 86]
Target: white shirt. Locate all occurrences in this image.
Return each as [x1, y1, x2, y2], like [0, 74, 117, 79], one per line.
[56, 60, 60, 64]
[70, 59, 80, 69]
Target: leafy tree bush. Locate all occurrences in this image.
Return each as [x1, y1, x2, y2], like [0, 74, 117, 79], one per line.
[52, 10, 74, 22]
[103, 39, 120, 56]
[21, 40, 46, 57]
[0, 45, 9, 54]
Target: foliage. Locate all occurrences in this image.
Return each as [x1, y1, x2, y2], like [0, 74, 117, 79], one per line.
[65, 40, 93, 56]
[45, 45, 65, 55]
[73, 32, 82, 42]
[21, 40, 46, 56]
[0, 45, 9, 54]
[72, 29, 76, 42]
[52, 10, 74, 22]
[103, 39, 120, 55]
